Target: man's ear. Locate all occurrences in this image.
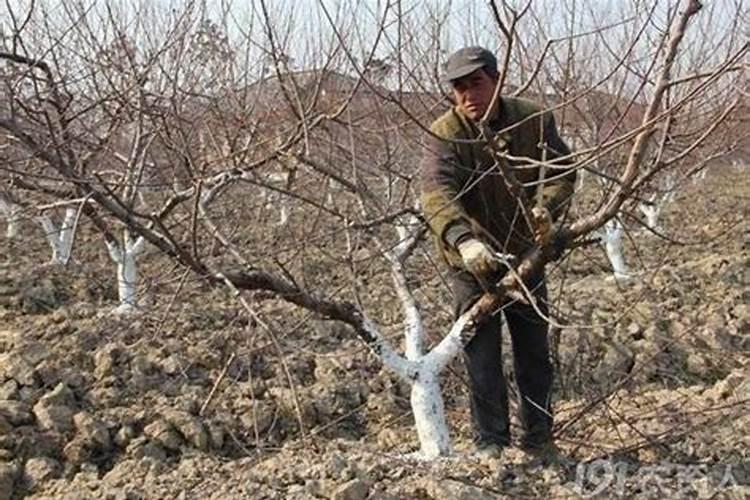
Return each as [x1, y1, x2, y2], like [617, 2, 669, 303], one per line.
[447, 86, 458, 105]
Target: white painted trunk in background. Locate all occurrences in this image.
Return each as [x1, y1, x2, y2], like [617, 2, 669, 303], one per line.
[106, 232, 145, 313]
[694, 168, 707, 183]
[638, 202, 662, 231]
[263, 190, 290, 227]
[6, 216, 19, 239]
[278, 204, 289, 226]
[58, 209, 76, 261]
[639, 185, 675, 232]
[600, 219, 629, 281]
[1, 200, 21, 239]
[38, 208, 77, 265]
[263, 172, 291, 227]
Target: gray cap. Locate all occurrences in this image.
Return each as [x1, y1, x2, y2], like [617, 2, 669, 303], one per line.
[441, 46, 497, 83]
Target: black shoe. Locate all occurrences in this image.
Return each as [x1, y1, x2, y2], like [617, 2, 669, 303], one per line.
[475, 442, 505, 459]
[521, 431, 554, 452]
[520, 440, 563, 466]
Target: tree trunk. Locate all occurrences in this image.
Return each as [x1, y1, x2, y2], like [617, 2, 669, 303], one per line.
[39, 208, 77, 265]
[410, 370, 452, 458]
[1, 199, 21, 239]
[106, 231, 145, 313]
[601, 219, 629, 280]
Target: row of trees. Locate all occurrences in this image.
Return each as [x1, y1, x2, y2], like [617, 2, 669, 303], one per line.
[1, 0, 746, 456]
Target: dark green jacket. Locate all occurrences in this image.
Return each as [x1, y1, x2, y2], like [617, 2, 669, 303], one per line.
[420, 97, 576, 270]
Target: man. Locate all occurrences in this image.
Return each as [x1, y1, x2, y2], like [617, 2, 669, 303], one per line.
[420, 46, 576, 458]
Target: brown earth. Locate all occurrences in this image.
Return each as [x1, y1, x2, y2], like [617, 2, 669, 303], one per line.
[0, 167, 747, 499]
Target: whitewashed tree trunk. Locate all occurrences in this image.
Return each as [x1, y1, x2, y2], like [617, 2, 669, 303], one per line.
[0, 195, 21, 239]
[694, 168, 707, 183]
[598, 218, 629, 281]
[278, 203, 289, 226]
[409, 371, 451, 457]
[370, 218, 478, 458]
[638, 175, 676, 232]
[38, 208, 77, 265]
[325, 177, 335, 206]
[387, 241, 451, 456]
[106, 231, 146, 314]
[263, 172, 291, 226]
[638, 197, 662, 231]
[361, 307, 472, 458]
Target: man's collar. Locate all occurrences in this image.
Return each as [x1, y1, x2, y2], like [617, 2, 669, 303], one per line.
[487, 96, 507, 130]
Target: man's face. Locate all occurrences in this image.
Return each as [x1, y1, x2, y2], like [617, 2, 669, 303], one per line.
[451, 68, 498, 121]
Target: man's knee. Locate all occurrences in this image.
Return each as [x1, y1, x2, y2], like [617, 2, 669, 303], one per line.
[464, 329, 500, 367]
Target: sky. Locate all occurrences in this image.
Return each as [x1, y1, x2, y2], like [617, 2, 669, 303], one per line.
[1, 0, 745, 93]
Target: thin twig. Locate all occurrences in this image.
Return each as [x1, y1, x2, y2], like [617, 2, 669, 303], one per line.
[199, 352, 236, 417]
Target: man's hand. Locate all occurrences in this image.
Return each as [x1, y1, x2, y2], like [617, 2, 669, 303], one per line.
[531, 206, 552, 246]
[457, 238, 500, 280]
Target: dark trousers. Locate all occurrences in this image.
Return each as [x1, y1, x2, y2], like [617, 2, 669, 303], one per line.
[451, 270, 554, 447]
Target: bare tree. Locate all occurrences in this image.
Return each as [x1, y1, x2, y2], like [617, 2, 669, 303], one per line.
[0, 0, 745, 458]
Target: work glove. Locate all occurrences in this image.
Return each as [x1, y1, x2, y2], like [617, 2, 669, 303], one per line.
[457, 238, 500, 281]
[531, 206, 552, 246]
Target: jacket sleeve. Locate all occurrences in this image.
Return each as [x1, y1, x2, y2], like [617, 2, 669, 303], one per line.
[419, 124, 474, 250]
[538, 112, 577, 220]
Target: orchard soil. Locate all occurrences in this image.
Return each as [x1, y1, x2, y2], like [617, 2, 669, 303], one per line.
[0, 168, 747, 499]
